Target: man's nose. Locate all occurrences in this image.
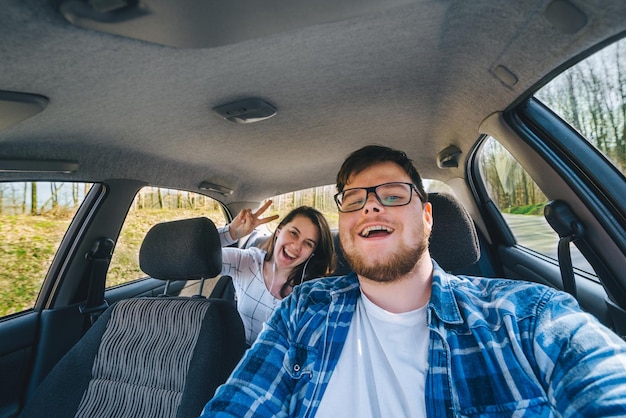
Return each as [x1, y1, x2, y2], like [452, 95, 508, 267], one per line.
[362, 190, 383, 213]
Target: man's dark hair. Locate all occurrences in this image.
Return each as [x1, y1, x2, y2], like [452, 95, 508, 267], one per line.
[336, 145, 428, 202]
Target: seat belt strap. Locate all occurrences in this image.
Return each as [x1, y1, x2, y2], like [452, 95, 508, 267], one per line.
[79, 237, 115, 326]
[544, 201, 584, 298]
[557, 234, 577, 298]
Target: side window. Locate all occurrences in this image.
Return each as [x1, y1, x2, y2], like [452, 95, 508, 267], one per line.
[0, 181, 92, 317]
[478, 137, 593, 275]
[107, 187, 227, 287]
[535, 38, 625, 175]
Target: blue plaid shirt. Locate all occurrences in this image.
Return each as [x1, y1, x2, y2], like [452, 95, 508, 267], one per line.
[201, 262, 626, 417]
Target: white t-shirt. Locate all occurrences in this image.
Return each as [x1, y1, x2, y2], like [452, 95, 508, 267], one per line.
[221, 246, 279, 346]
[316, 292, 429, 418]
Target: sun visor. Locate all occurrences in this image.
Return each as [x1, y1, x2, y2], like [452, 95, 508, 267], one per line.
[0, 91, 48, 132]
[58, 0, 417, 48]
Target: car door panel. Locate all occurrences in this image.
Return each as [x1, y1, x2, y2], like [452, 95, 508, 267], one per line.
[498, 245, 612, 328]
[0, 313, 38, 418]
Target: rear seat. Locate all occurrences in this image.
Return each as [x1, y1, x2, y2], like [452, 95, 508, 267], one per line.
[210, 192, 483, 301]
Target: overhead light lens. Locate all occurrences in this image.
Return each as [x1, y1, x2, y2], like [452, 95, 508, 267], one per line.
[213, 98, 276, 124]
[199, 181, 234, 196]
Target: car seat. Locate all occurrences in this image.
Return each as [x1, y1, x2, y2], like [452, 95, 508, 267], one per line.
[19, 217, 246, 418]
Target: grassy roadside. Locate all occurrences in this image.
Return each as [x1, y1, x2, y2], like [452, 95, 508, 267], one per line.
[0, 213, 72, 315]
[501, 203, 546, 216]
[0, 209, 225, 317]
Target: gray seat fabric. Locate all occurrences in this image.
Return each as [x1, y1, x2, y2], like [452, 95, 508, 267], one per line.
[20, 217, 246, 418]
[427, 192, 480, 271]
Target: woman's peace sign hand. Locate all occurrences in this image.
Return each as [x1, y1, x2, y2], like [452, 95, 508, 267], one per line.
[228, 200, 279, 240]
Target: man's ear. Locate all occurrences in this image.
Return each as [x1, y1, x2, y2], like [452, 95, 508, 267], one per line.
[422, 202, 433, 233]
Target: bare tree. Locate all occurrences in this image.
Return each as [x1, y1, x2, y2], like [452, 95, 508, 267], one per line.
[30, 182, 37, 215]
[157, 188, 164, 209]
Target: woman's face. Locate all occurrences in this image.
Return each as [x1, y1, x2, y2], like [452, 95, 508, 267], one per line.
[272, 215, 319, 270]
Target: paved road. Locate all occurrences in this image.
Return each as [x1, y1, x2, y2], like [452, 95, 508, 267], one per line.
[502, 213, 594, 274]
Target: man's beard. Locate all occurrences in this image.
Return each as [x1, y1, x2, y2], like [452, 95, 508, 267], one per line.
[342, 232, 429, 282]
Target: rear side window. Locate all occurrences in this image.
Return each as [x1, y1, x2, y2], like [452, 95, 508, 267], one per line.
[0, 181, 92, 317]
[107, 187, 227, 287]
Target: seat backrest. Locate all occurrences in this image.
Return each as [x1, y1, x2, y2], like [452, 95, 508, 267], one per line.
[209, 275, 237, 304]
[20, 217, 245, 418]
[427, 192, 480, 271]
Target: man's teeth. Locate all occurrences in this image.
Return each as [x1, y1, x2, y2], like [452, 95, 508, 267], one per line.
[360, 225, 393, 237]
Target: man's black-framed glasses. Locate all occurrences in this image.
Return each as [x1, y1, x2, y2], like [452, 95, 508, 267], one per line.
[334, 182, 423, 213]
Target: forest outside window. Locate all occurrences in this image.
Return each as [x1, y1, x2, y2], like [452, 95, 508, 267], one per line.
[0, 181, 92, 317]
[535, 37, 626, 176]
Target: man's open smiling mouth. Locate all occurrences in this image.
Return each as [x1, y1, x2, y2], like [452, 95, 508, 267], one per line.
[359, 225, 394, 238]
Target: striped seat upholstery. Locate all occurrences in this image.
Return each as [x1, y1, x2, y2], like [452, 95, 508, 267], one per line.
[20, 218, 246, 418]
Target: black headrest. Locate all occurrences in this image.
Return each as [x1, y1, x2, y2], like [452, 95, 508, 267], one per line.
[139, 217, 222, 280]
[428, 192, 480, 271]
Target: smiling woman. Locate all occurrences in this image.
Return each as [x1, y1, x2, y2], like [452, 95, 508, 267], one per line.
[217, 205, 335, 345]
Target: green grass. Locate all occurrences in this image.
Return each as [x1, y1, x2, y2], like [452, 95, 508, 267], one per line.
[501, 203, 546, 216]
[0, 214, 69, 316]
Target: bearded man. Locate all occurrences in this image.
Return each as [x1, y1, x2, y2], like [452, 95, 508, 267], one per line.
[202, 145, 626, 418]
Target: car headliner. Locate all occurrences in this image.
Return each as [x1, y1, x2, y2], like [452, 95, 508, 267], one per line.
[1, 0, 625, 204]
